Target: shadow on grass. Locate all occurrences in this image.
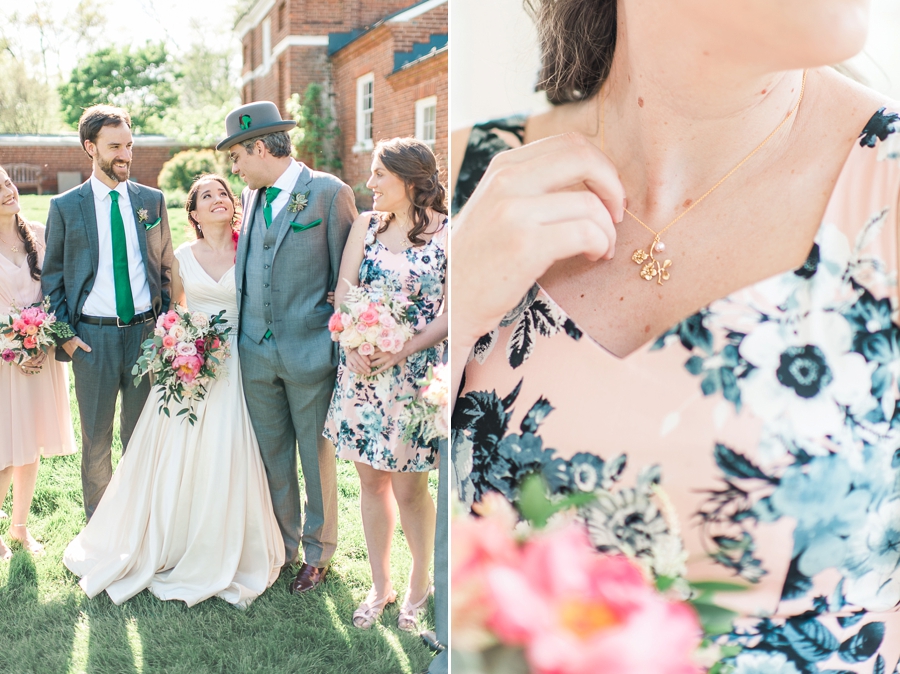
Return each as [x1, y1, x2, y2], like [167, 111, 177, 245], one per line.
[0, 551, 79, 674]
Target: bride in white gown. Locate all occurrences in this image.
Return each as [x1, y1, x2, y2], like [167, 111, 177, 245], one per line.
[64, 175, 284, 607]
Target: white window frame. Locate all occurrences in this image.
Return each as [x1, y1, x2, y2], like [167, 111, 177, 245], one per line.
[415, 96, 437, 147]
[262, 18, 272, 68]
[354, 73, 375, 152]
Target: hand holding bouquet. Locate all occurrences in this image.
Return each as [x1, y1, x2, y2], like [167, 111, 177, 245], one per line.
[328, 284, 414, 358]
[401, 363, 450, 443]
[0, 297, 75, 371]
[132, 307, 231, 425]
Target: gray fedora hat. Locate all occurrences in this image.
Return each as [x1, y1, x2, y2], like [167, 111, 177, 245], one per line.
[216, 101, 297, 151]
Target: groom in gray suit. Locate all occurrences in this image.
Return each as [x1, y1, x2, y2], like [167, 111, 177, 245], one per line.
[218, 101, 356, 592]
[42, 104, 173, 519]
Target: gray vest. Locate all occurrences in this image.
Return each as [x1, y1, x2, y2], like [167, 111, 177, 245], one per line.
[241, 199, 289, 342]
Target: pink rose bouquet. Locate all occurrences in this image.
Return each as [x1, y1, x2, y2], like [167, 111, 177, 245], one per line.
[131, 307, 231, 425]
[0, 297, 75, 369]
[400, 363, 449, 443]
[329, 284, 414, 357]
[453, 487, 705, 674]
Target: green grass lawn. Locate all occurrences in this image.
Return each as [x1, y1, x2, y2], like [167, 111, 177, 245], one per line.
[2, 195, 436, 674]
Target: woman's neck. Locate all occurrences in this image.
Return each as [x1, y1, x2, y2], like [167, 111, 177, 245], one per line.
[198, 225, 234, 253]
[570, 8, 808, 224]
[0, 214, 18, 236]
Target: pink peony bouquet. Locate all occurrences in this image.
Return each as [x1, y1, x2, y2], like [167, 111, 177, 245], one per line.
[0, 297, 74, 368]
[453, 490, 704, 674]
[400, 363, 450, 443]
[328, 284, 414, 357]
[131, 307, 231, 425]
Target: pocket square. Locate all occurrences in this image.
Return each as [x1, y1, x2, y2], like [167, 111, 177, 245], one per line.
[145, 217, 161, 230]
[292, 218, 322, 233]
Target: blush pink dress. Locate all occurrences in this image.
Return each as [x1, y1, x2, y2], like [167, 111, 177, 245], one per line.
[453, 110, 900, 672]
[0, 223, 75, 471]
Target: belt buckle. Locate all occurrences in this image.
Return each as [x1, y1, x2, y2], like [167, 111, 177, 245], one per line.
[116, 316, 129, 328]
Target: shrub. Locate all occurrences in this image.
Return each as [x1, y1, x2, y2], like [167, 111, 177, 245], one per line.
[158, 149, 228, 193]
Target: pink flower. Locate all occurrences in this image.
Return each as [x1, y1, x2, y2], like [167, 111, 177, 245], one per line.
[173, 354, 202, 382]
[162, 311, 178, 330]
[486, 526, 701, 674]
[195, 338, 206, 354]
[24, 324, 38, 336]
[162, 335, 177, 349]
[2, 349, 15, 362]
[11, 319, 25, 333]
[328, 312, 344, 333]
[378, 337, 394, 352]
[23, 336, 37, 350]
[359, 305, 380, 326]
[341, 313, 353, 329]
[209, 336, 221, 350]
[379, 313, 397, 329]
[391, 337, 404, 353]
[358, 342, 375, 356]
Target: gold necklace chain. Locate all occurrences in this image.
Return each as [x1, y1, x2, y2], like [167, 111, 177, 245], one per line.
[600, 69, 807, 285]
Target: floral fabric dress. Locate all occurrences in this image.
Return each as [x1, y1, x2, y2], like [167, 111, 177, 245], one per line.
[453, 111, 900, 673]
[325, 214, 447, 472]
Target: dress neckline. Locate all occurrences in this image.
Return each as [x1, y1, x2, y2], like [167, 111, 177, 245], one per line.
[372, 215, 447, 255]
[531, 112, 876, 362]
[186, 245, 235, 285]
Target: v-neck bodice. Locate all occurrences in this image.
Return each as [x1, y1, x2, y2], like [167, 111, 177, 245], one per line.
[453, 110, 900, 671]
[175, 244, 238, 328]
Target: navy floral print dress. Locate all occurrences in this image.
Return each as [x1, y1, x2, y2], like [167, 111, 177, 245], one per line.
[326, 213, 447, 472]
[453, 110, 900, 672]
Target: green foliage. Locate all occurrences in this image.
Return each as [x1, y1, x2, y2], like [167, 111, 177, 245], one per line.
[58, 42, 180, 134]
[0, 53, 62, 133]
[158, 149, 226, 193]
[288, 83, 342, 173]
[515, 474, 596, 528]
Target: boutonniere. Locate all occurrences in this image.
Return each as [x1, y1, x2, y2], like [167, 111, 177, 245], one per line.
[137, 208, 149, 223]
[137, 209, 161, 230]
[288, 190, 310, 213]
[291, 218, 322, 233]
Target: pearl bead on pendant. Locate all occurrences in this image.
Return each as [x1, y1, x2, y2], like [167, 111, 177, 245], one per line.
[654, 241, 666, 253]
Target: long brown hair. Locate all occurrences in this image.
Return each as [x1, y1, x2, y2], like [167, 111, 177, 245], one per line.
[525, 0, 617, 105]
[185, 174, 240, 239]
[0, 166, 40, 281]
[374, 138, 447, 246]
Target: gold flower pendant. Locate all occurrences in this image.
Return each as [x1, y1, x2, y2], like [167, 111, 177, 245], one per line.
[631, 235, 672, 285]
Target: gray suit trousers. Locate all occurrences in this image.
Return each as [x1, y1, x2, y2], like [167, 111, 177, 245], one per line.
[239, 332, 338, 566]
[71, 320, 152, 519]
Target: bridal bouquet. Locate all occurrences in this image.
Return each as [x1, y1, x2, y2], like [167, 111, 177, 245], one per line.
[453, 477, 715, 674]
[328, 284, 414, 356]
[0, 297, 74, 368]
[132, 307, 231, 425]
[400, 363, 450, 443]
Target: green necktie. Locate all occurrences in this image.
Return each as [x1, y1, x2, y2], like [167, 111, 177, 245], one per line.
[108, 191, 135, 324]
[263, 186, 282, 228]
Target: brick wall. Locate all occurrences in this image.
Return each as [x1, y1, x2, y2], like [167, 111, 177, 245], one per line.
[0, 140, 183, 194]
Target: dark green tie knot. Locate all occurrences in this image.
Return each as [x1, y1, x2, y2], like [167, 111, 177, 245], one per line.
[262, 187, 282, 228]
[109, 190, 119, 202]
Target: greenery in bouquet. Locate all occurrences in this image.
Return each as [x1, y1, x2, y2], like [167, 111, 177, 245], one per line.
[400, 363, 450, 445]
[0, 296, 75, 367]
[328, 283, 415, 357]
[132, 307, 231, 425]
[452, 475, 747, 674]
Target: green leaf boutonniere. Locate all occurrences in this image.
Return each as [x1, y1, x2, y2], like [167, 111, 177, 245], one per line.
[288, 190, 310, 213]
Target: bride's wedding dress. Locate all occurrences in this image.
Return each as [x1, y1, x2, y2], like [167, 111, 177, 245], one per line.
[64, 243, 284, 607]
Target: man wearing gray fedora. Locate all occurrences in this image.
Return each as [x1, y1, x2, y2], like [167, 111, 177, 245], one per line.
[217, 101, 356, 592]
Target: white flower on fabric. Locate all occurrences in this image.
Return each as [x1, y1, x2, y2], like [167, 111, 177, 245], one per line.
[843, 498, 900, 611]
[732, 652, 802, 674]
[877, 126, 900, 160]
[739, 311, 878, 445]
[191, 312, 210, 329]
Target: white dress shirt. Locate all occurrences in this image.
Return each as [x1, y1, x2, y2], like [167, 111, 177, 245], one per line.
[260, 160, 302, 224]
[82, 175, 152, 317]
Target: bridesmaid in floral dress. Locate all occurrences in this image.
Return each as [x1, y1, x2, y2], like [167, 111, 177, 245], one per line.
[325, 138, 447, 631]
[0, 166, 76, 560]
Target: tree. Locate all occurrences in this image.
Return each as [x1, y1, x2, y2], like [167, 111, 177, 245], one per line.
[288, 83, 342, 174]
[58, 43, 180, 134]
[0, 53, 61, 134]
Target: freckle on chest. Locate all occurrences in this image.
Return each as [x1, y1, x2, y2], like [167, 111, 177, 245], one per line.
[638, 97, 644, 108]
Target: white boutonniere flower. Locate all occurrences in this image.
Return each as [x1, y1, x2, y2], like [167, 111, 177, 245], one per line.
[137, 208, 149, 223]
[288, 191, 310, 213]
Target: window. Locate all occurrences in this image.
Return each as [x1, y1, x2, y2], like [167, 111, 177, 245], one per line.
[355, 73, 375, 151]
[415, 96, 437, 147]
[262, 18, 272, 67]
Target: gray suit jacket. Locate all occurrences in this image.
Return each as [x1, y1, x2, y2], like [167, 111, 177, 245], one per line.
[42, 179, 174, 361]
[236, 162, 356, 383]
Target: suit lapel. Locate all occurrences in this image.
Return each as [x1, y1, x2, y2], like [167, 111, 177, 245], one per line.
[128, 182, 150, 276]
[273, 163, 314, 255]
[79, 181, 100, 276]
[236, 188, 259, 283]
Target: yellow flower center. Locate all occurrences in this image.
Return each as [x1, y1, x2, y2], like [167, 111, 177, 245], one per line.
[558, 599, 619, 639]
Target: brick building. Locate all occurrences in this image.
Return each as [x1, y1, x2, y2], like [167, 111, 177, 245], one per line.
[0, 135, 183, 194]
[236, 0, 447, 208]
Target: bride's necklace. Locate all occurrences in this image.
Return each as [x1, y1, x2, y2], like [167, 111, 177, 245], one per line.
[0, 228, 20, 253]
[600, 70, 807, 286]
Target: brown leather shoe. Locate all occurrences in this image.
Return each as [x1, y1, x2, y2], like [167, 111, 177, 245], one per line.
[289, 563, 328, 594]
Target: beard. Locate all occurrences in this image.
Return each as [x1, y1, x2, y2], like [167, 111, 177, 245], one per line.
[99, 155, 131, 183]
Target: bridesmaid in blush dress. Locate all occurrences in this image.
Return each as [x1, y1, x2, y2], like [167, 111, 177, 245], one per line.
[0, 165, 76, 560]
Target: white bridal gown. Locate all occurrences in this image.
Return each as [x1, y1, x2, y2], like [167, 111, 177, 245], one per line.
[64, 244, 284, 607]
